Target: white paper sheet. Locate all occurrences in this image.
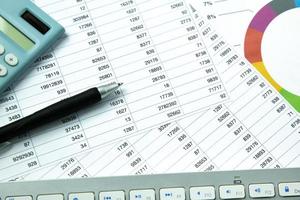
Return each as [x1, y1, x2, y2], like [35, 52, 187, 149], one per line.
[190, 0, 300, 120]
[0, 0, 232, 179]
[190, 0, 270, 53]
[2, 1, 299, 182]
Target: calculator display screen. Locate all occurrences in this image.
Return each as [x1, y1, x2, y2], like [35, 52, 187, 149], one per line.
[0, 16, 35, 51]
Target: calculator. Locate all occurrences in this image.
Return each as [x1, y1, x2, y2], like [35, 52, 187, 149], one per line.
[0, 168, 299, 200]
[0, 0, 64, 94]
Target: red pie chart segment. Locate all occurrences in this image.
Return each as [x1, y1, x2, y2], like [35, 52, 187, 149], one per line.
[244, 28, 263, 63]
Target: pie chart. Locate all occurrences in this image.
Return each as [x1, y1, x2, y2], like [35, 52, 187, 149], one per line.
[244, 0, 300, 112]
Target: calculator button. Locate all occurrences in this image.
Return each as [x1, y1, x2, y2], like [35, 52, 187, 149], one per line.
[249, 183, 275, 198]
[37, 194, 64, 200]
[278, 182, 300, 197]
[130, 189, 155, 200]
[5, 53, 19, 66]
[6, 196, 32, 200]
[219, 185, 245, 199]
[69, 192, 95, 200]
[190, 186, 215, 200]
[0, 44, 5, 55]
[99, 191, 125, 200]
[160, 188, 185, 200]
[0, 65, 8, 76]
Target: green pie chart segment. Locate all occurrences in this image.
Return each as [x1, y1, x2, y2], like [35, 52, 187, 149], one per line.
[280, 89, 300, 111]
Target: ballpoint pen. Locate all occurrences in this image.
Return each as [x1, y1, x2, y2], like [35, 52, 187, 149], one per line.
[0, 141, 11, 153]
[0, 82, 122, 149]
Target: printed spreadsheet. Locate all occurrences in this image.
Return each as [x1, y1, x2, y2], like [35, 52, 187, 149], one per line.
[0, 0, 230, 178]
[0, 0, 299, 181]
[16, 4, 299, 181]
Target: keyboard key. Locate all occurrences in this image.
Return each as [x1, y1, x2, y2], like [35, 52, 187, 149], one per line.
[278, 182, 300, 197]
[0, 65, 8, 77]
[69, 192, 95, 200]
[160, 188, 185, 200]
[130, 189, 155, 200]
[0, 44, 5, 55]
[190, 186, 215, 200]
[249, 183, 275, 198]
[219, 185, 245, 199]
[5, 53, 19, 66]
[37, 194, 64, 200]
[99, 191, 125, 200]
[6, 196, 32, 200]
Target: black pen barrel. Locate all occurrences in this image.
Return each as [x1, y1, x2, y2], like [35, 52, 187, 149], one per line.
[0, 88, 101, 143]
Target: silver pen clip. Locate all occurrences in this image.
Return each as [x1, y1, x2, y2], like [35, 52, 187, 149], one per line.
[0, 141, 11, 154]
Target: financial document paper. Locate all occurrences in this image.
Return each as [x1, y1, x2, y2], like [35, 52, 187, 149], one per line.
[0, 0, 231, 178]
[1, 1, 299, 182]
[190, 0, 270, 53]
